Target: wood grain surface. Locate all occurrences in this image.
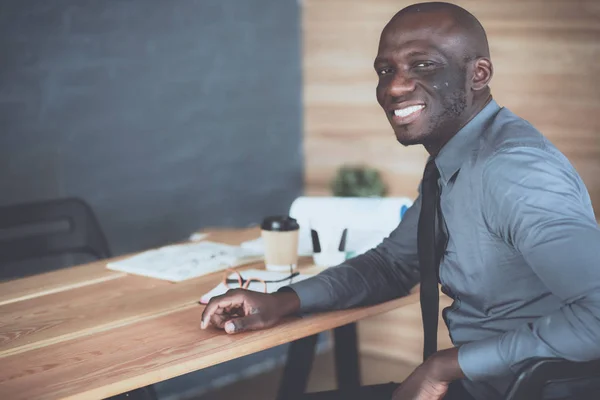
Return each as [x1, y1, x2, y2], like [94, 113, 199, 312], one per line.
[302, 0, 600, 213]
[358, 289, 453, 366]
[0, 228, 420, 400]
[0, 294, 419, 400]
[0, 262, 126, 307]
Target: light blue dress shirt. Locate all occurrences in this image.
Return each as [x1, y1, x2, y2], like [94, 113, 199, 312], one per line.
[288, 100, 600, 399]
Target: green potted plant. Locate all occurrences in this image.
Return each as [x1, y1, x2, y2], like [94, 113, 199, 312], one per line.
[330, 165, 387, 197]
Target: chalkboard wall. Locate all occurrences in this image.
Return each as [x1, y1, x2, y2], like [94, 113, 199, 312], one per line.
[0, 0, 303, 257]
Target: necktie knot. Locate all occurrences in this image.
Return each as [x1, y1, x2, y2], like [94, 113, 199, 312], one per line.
[423, 159, 439, 182]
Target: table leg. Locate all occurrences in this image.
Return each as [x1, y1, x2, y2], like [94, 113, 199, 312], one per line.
[105, 385, 158, 400]
[276, 333, 319, 400]
[334, 322, 361, 391]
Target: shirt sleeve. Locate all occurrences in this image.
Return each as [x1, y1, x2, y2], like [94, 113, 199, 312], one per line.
[458, 146, 600, 382]
[285, 195, 422, 313]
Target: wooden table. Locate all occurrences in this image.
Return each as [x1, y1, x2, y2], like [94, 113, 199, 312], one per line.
[0, 228, 420, 400]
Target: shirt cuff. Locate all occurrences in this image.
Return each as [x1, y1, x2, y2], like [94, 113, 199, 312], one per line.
[279, 276, 333, 313]
[458, 335, 511, 381]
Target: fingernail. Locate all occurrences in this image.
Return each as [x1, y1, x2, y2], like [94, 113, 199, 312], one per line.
[225, 321, 235, 333]
[201, 320, 206, 329]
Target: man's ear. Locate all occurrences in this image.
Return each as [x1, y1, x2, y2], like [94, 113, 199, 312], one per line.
[471, 57, 493, 91]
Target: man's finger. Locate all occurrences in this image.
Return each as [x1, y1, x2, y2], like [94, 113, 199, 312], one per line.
[210, 312, 233, 329]
[224, 314, 264, 334]
[201, 292, 244, 329]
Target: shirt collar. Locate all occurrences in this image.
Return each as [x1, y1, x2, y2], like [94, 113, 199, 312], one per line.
[435, 99, 501, 185]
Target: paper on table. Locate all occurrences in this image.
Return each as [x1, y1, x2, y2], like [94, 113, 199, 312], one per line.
[106, 241, 263, 282]
[199, 269, 313, 304]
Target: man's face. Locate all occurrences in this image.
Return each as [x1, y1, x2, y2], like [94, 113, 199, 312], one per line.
[375, 13, 471, 146]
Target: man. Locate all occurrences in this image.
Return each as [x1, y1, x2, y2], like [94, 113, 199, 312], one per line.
[202, 2, 600, 399]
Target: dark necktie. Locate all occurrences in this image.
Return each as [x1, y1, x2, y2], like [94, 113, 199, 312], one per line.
[417, 159, 446, 361]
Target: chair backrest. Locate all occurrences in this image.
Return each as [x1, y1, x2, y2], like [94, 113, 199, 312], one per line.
[505, 358, 600, 400]
[0, 197, 111, 265]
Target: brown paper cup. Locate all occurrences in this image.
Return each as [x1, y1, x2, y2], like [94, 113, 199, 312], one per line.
[261, 229, 299, 272]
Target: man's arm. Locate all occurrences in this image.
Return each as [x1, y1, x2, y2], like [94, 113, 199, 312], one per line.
[458, 146, 600, 382]
[286, 195, 422, 313]
[202, 197, 421, 333]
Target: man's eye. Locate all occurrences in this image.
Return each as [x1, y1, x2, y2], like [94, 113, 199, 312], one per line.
[377, 67, 394, 76]
[414, 61, 435, 68]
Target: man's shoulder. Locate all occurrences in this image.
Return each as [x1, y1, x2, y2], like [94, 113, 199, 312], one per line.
[481, 107, 550, 154]
[476, 106, 567, 168]
[466, 106, 587, 198]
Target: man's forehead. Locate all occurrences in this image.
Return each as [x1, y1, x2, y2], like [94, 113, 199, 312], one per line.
[377, 14, 467, 58]
[376, 38, 445, 58]
[385, 8, 461, 36]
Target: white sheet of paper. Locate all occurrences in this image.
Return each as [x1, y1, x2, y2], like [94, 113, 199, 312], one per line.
[106, 241, 263, 282]
[199, 269, 313, 304]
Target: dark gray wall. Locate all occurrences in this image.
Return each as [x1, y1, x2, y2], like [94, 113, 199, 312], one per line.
[0, 0, 303, 256]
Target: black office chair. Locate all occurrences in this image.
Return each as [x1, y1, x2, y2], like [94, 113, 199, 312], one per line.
[505, 358, 600, 400]
[0, 198, 159, 400]
[0, 197, 111, 266]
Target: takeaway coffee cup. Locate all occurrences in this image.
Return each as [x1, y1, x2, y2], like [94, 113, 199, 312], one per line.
[261, 216, 300, 272]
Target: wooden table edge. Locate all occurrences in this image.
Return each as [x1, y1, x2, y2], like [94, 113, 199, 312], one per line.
[60, 293, 420, 400]
[0, 272, 127, 307]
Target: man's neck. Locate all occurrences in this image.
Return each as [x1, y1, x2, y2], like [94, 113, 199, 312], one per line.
[425, 94, 493, 157]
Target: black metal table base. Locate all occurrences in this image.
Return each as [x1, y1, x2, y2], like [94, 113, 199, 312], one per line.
[277, 322, 361, 400]
[333, 322, 361, 392]
[276, 332, 320, 400]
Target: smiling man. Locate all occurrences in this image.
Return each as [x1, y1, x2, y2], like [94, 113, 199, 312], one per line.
[374, 1, 491, 156]
[202, 2, 600, 399]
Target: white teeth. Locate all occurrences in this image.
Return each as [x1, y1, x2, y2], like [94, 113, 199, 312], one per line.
[394, 105, 424, 118]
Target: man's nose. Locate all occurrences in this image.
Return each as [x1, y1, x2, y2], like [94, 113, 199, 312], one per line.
[387, 71, 416, 98]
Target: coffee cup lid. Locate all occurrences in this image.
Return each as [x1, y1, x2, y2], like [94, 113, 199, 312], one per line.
[261, 216, 299, 232]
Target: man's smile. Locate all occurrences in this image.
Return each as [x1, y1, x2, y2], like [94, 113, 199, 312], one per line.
[389, 103, 426, 125]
